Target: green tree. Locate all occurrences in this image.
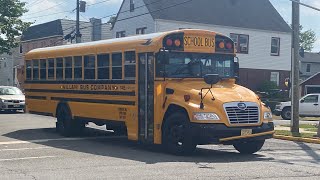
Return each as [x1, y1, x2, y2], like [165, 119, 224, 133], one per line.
[0, 0, 31, 54]
[299, 25, 317, 52]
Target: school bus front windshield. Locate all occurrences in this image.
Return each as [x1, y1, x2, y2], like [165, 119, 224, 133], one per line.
[156, 52, 235, 78]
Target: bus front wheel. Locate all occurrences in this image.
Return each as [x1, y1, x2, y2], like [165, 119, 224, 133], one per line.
[162, 112, 196, 155]
[56, 105, 84, 136]
[233, 140, 265, 154]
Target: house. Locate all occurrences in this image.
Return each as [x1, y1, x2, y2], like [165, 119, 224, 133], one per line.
[299, 52, 320, 81]
[10, 18, 112, 90]
[112, 0, 292, 90]
[300, 72, 320, 96]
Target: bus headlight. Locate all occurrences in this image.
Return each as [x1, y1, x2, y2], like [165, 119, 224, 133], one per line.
[193, 113, 220, 121]
[264, 112, 273, 120]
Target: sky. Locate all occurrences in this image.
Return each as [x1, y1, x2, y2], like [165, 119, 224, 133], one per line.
[20, 0, 320, 52]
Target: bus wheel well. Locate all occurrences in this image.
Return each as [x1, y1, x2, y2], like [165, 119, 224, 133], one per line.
[162, 104, 189, 127]
[56, 102, 71, 118]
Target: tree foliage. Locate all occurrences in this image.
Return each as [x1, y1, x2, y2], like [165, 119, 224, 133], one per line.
[0, 0, 31, 54]
[299, 25, 317, 52]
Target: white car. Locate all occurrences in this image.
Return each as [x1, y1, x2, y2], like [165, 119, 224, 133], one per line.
[0, 86, 25, 112]
[274, 93, 320, 120]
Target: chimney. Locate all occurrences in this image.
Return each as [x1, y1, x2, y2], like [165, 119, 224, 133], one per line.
[90, 18, 102, 41]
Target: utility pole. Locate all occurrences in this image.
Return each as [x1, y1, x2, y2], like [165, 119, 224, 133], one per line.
[291, 0, 300, 134]
[76, 0, 81, 43]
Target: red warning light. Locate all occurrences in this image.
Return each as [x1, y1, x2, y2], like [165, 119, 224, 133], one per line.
[166, 39, 173, 46]
[226, 42, 233, 49]
[174, 39, 181, 47]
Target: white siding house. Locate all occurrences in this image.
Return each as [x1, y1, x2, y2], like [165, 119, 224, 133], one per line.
[112, 0, 292, 90]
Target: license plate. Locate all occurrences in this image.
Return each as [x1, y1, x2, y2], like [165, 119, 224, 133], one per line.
[13, 105, 20, 108]
[241, 129, 252, 136]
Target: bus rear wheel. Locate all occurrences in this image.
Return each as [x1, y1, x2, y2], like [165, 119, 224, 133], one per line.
[162, 112, 196, 155]
[233, 140, 265, 154]
[56, 105, 84, 137]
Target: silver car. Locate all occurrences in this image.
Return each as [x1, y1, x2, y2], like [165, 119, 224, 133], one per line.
[0, 86, 25, 112]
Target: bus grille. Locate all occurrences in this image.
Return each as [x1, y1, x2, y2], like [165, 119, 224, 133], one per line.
[224, 102, 260, 124]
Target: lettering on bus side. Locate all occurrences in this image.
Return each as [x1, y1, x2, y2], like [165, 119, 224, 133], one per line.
[118, 107, 127, 120]
[60, 84, 135, 91]
[184, 36, 215, 48]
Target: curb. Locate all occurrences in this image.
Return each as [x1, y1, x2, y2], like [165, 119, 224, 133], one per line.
[273, 135, 320, 144]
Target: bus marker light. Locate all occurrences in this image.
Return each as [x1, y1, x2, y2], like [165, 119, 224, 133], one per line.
[166, 39, 173, 46]
[219, 42, 225, 49]
[226, 43, 232, 49]
[184, 95, 191, 102]
[174, 39, 181, 47]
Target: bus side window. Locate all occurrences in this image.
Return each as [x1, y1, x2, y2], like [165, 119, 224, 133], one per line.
[97, 54, 110, 79]
[56, 58, 63, 80]
[48, 58, 54, 79]
[40, 59, 47, 80]
[26, 61, 32, 80]
[84, 55, 96, 80]
[74, 56, 83, 80]
[32, 59, 39, 80]
[124, 51, 136, 79]
[112, 53, 122, 79]
[64, 57, 73, 80]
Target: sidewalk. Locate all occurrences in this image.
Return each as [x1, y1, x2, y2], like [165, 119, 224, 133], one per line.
[274, 125, 317, 134]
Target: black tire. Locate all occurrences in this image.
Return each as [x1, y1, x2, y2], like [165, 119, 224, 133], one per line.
[162, 112, 196, 155]
[281, 107, 291, 120]
[233, 140, 265, 154]
[56, 105, 84, 136]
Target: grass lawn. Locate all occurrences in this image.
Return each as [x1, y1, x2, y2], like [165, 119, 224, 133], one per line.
[275, 130, 317, 138]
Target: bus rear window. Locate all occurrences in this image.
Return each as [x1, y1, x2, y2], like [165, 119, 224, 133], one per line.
[56, 58, 63, 80]
[26, 61, 32, 80]
[40, 59, 46, 80]
[65, 57, 72, 80]
[48, 59, 54, 79]
[32, 60, 39, 80]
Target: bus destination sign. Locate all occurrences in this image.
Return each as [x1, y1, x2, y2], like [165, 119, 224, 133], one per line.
[184, 36, 215, 52]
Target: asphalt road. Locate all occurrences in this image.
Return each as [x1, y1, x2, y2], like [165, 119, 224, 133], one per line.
[0, 113, 319, 180]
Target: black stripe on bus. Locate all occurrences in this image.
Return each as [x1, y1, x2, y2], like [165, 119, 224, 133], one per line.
[29, 111, 53, 117]
[25, 80, 135, 85]
[51, 97, 135, 106]
[25, 95, 47, 100]
[25, 89, 135, 96]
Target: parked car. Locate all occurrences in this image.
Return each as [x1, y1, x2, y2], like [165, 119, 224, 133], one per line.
[274, 93, 320, 120]
[0, 86, 25, 113]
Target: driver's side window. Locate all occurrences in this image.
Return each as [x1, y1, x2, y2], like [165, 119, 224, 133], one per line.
[301, 95, 318, 103]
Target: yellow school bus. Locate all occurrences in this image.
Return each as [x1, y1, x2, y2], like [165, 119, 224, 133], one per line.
[25, 29, 274, 154]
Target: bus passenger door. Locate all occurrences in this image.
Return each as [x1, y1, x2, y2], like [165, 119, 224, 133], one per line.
[138, 53, 154, 143]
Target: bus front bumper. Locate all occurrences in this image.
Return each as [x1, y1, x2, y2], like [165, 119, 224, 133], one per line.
[189, 122, 274, 145]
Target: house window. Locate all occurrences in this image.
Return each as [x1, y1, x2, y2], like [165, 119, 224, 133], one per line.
[116, 31, 126, 38]
[125, 51, 136, 79]
[306, 63, 311, 73]
[130, 0, 135, 12]
[112, 53, 122, 79]
[270, 72, 280, 86]
[271, 37, 280, 56]
[19, 45, 23, 54]
[230, 33, 249, 54]
[84, 55, 96, 80]
[136, 27, 147, 35]
[97, 54, 110, 79]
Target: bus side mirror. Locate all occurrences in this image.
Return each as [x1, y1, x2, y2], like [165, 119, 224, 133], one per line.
[204, 74, 221, 86]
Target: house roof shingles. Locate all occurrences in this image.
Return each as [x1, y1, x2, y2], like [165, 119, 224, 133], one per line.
[300, 52, 320, 63]
[21, 20, 63, 41]
[143, 0, 291, 33]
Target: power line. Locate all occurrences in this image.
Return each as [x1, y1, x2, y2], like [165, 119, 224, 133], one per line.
[289, 0, 320, 11]
[45, 0, 193, 47]
[25, 0, 42, 8]
[87, 0, 111, 7]
[24, 2, 67, 17]
[22, 10, 73, 20]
